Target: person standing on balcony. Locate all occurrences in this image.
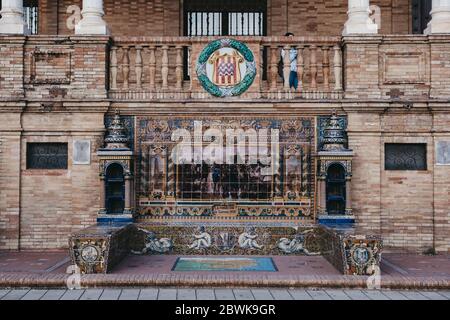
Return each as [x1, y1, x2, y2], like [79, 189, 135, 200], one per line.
[279, 32, 298, 90]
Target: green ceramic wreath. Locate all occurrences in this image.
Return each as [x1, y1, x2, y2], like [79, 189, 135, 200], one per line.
[196, 39, 257, 98]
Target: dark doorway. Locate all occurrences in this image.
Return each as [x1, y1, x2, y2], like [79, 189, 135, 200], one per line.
[326, 163, 346, 215]
[105, 163, 125, 214]
[412, 0, 432, 34]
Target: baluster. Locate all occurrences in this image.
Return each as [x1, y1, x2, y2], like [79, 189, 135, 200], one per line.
[270, 46, 278, 91]
[148, 46, 156, 91]
[297, 46, 304, 91]
[110, 46, 118, 90]
[122, 46, 130, 90]
[309, 45, 317, 90]
[161, 45, 169, 91]
[333, 45, 343, 92]
[175, 46, 183, 90]
[322, 46, 330, 90]
[282, 45, 291, 90]
[135, 46, 143, 89]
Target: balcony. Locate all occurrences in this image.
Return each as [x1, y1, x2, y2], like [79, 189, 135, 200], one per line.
[1, 34, 450, 104]
[108, 36, 343, 101]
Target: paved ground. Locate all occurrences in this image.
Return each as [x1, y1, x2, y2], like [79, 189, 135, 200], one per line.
[0, 288, 449, 300]
[0, 251, 449, 289]
[1, 251, 449, 277]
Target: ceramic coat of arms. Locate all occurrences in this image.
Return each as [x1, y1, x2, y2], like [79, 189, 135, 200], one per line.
[196, 39, 257, 97]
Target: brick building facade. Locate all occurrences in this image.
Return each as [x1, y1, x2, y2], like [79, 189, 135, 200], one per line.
[0, 0, 449, 255]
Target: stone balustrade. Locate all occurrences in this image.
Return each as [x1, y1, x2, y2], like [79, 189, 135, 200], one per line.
[261, 36, 343, 99]
[108, 36, 343, 100]
[1, 35, 450, 102]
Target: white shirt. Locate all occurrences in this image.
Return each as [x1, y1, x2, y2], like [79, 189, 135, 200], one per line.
[281, 48, 298, 72]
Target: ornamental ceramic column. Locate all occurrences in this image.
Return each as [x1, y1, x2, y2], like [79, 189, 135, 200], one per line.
[75, 0, 110, 35]
[342, 0, 378, 35]
[0, 0, 29, 35]
[425, 0, 450, 34]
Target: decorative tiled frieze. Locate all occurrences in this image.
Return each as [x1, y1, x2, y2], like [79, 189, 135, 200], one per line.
[130, 223, 327, 256]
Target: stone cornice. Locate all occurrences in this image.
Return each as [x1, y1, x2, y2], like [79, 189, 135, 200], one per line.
[342, 34, 450, 45]
[22, 101, 110, 113]
[0, 36, 26, 45]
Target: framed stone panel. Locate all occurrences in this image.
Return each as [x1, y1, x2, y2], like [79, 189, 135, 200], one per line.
[29, 50, 72, 85]
[436, 141, 450, 165]
[73, 140, 91, 165]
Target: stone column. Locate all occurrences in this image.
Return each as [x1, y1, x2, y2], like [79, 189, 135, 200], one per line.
[124, 175, 132, 213]
[345, 178, 352, 215]
[319, 178, 327, 215]
[425, 0, 450, 34]
[99, 176, 106, 214]
[75, 0, 110, 35]
[342, 0, 378, 35]
[0, 0, 29, 35]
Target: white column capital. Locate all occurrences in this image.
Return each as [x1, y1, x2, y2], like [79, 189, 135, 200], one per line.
[75, 0, 110, 35]
[0, 0, 29, 35]
[425, 0, 450, 34]
[342, 0, 378, 36]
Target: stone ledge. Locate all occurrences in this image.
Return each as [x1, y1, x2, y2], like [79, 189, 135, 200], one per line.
[0, 273, 448, 290]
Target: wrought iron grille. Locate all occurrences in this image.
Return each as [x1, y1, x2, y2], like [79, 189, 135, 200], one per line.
[0, 0, 39, 34]
[412, 0, 431, 34]
[385, 143, 427, 171]
[26, 143, 68, 169]
[183, 0, 267, 36]
[183, 0, 267, 80]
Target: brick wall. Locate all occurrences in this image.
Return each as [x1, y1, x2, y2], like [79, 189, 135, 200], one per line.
[38, 0, 410, 36]
[346, 109, 450, 254]
[0, 37, 25, 99]
[18, 113, 104, 249]
[432, 112, 450, 253]
[380, 114, 434, 252]
[21, 36, 109, 101]
[344, 35, 450, 101]
[347, 112, 382, 236]
[0, 37, 109, 250]
[0, 111, 22, 250]
[39, 0, 179, 36]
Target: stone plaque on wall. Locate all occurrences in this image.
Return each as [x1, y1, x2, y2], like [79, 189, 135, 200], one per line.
[73, 140, 91, 165]
[436, 141, 450, 165]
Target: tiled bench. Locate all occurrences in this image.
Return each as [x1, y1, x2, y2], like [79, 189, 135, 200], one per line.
[69, 223, 134, 274]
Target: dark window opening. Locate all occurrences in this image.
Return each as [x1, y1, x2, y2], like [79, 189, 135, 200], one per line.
[183, 0, 267, 80]
[105, 164, 125, 214]
[412, 0, 432, 34]
[385, 143, 427, 171]
[326, 163, 346, 215]
[26, 143, 68, 169]
[183, 0, 267, 37]
[0, 0, 39, 34]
